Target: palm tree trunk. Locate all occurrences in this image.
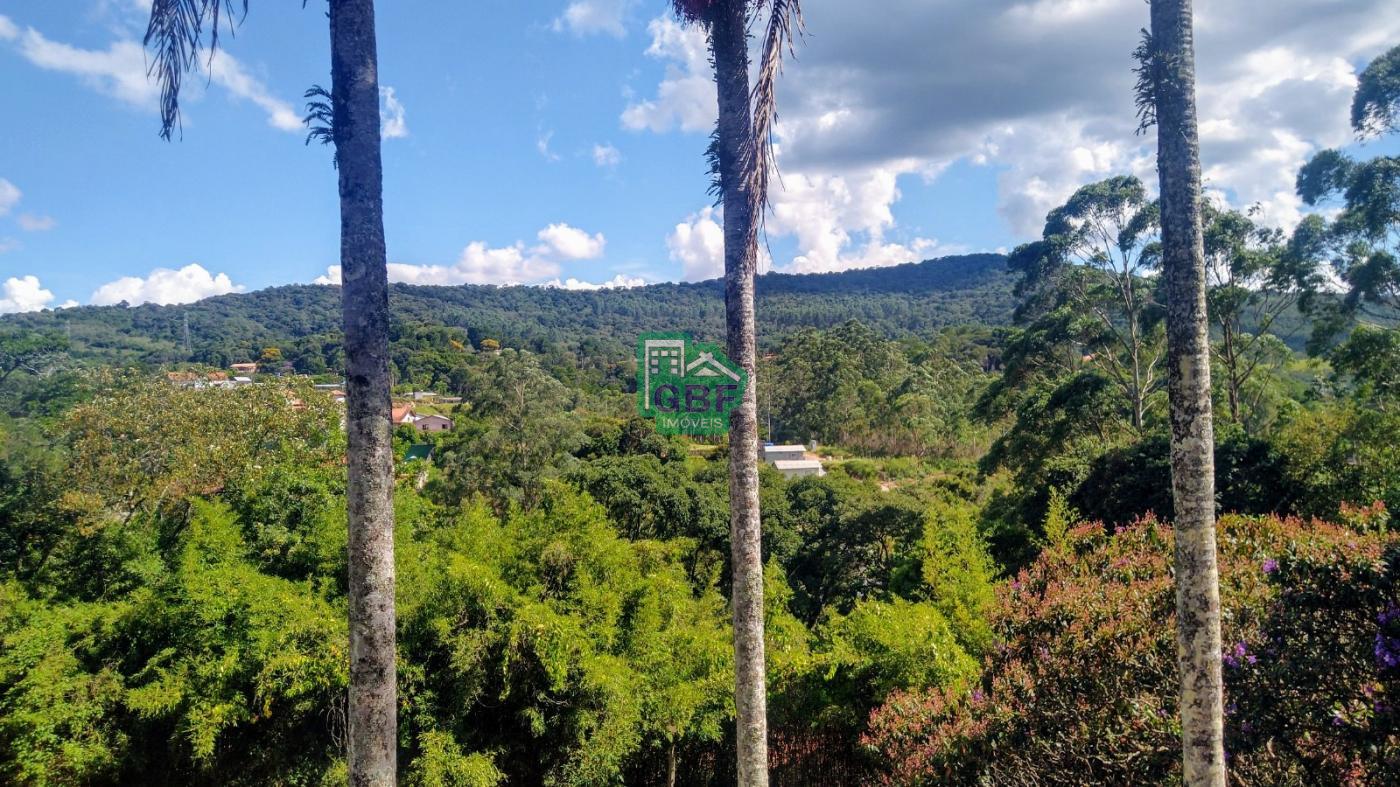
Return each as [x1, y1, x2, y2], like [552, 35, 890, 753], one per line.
[1150, 1, 1225, 784]
[711, 2, 769, 784]
[329, 1, 398, 783]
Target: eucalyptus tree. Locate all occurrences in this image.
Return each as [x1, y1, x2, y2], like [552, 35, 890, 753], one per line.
[668, 2, 803, 783]
[1201, 203, 1320, 427]
[0, 329, 67, 387]
[1351, 44, 1400, 138]
[1138, 1, 1225, 783]
[143, 1, 399, 782]
[1296, 46, 1400, 331]
[1006, 175, 1165, 431]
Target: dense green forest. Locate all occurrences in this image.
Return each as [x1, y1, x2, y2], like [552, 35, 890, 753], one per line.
[1, 204, 1396, 783]
[0, 254, 1016, 372]
[4, 12, 1400, 787]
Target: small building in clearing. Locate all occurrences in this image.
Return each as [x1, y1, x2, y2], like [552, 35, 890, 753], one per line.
[414, 414, 453, 433]
[763, 444, 808, 463]
[772, 459, 825, 479]
[391, 404, 419, 426]
[762, 444, 825, 478]
[230, 362, 259, 375]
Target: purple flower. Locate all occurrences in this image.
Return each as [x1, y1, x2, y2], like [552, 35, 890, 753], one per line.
[1262, 558, 1279, 574]
[1224, 641, 1249, 669]
[1377, 606, 1400, 671]
[1376, 633, 1400, 670]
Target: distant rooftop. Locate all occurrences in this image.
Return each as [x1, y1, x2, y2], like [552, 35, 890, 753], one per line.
[772, 459, 823, 470]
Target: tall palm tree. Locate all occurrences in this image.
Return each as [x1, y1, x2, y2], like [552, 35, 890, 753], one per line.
[144, 2, 398, 783]
[670, 2, 801, 784]
[1138, 1, 1225, 783]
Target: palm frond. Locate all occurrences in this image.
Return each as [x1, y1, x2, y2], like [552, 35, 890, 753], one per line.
[671, 0, 716, 24]
[143, 0, 248, 140]
[1131, 28, 1159, 135]
[705, 125, 724, 204]
[748, 0, 804, 229]
[303, 84, 335, 150]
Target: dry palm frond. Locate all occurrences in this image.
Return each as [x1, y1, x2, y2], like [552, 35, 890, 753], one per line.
[144, 0, 248, 140]
[1131, 28, 1159, 135]
[748, 0, 804, 230]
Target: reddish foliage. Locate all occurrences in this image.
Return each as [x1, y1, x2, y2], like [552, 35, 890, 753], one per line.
[863, 514, 1400, 785]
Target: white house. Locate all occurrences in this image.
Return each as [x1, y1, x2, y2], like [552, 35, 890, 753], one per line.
[763, 444, 808, 463]
[772, 459, 826, 479]
[414, 414, 453, 433]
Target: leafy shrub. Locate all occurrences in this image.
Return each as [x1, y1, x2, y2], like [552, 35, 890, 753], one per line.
[863, 514, 1400, 785]
[1275, 403, 1400, 518]
[1071, 431, 1294, 527]
[919, 499, 996, 656]
[838, 459, 880, 481]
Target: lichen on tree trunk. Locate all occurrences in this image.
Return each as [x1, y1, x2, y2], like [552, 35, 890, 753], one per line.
[1149, 1, 1226, 784]
[329, 0, 398, 783]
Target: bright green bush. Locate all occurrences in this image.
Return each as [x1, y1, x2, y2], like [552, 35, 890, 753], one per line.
[920, 498, 996, 656]
[0, 501, 348, 785]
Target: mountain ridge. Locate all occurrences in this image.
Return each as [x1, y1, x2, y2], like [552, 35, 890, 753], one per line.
[2, 253, 1014, 367]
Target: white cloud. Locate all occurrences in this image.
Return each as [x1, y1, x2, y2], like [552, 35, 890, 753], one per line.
[17, 213, 56, 232]
[667, 206, 725, 281]
[593, 142, 622, 167]
[380, 86, 408, 139]
[90, 263, 242, 306]
[537, 130, 562, 161]
[630, 1, 1399, 250]
[0, 275, 56, 314]
[0, 178, 19, 216]
[2, 16, 299, 132]
[553, 0, 637, 38]
[390, 243, 557, 286]
[535, 223, 606, 260]
[0, 238, 18, 254]
[542, 274, 647, 290]
[621, 18, 713, 133]
[9, 25, 155, 108]
[206, 52, 302, 132]
[314, 223, 609, 287]
[767, 164, 957, 273]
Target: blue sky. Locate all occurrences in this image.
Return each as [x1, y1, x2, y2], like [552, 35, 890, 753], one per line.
[1, 0, 1396, 312]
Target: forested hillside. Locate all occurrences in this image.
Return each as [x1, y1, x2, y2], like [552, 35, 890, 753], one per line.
[0, 254, 1015, 369]
[4, 2, 1400, 783]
